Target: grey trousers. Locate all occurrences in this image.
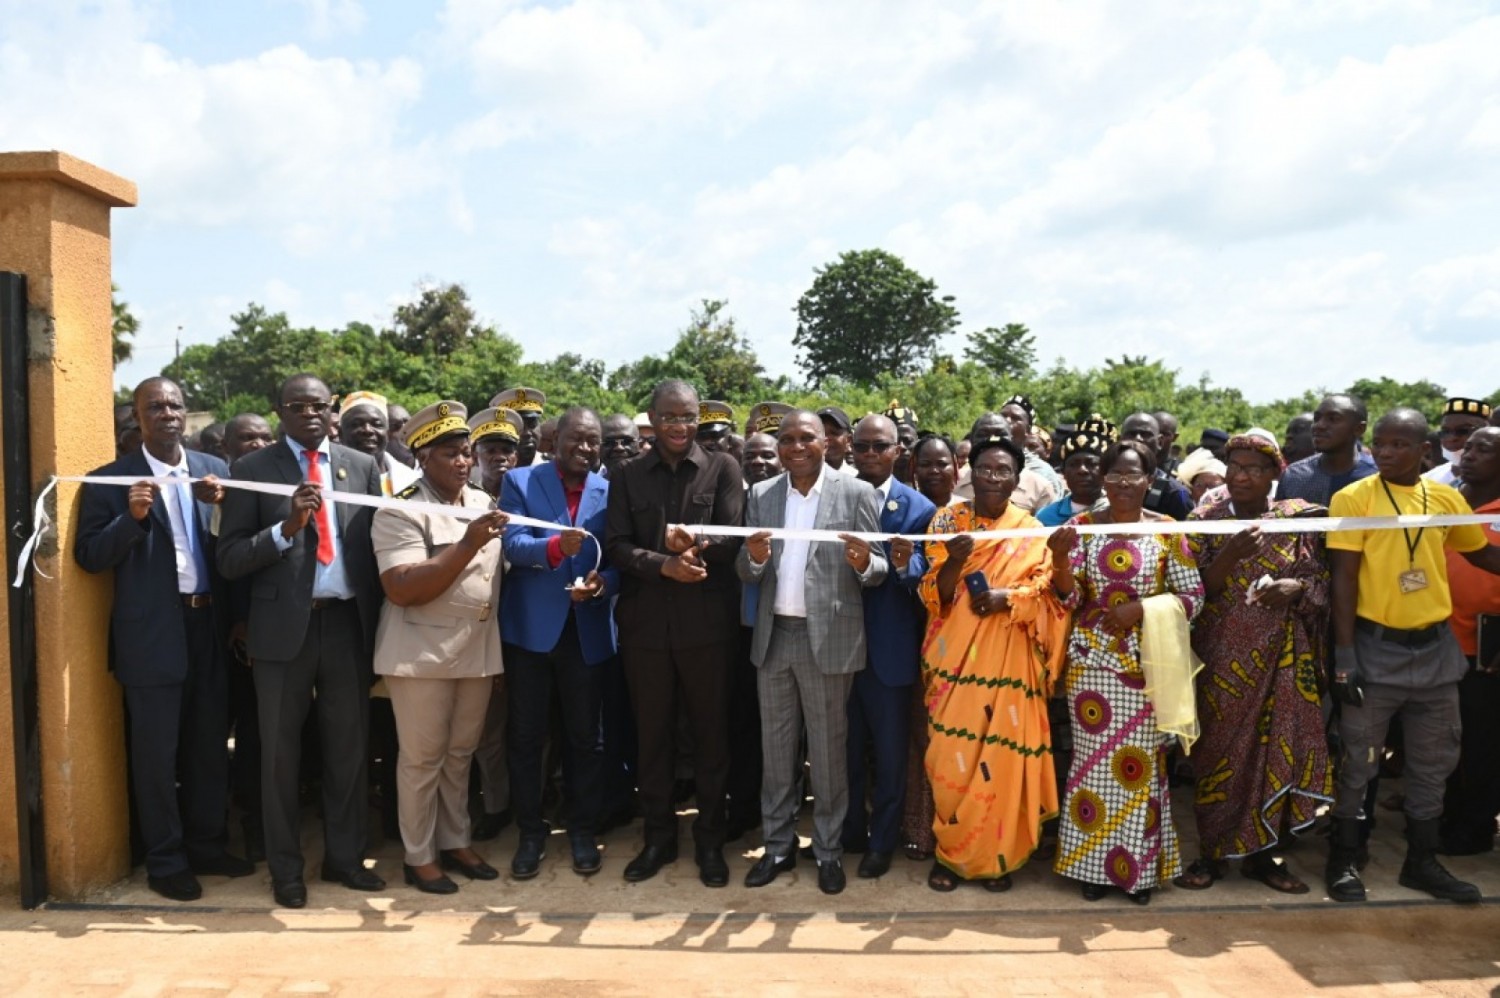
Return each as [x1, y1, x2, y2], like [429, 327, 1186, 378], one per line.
[1333, 679, 1462, 823]
[757, 617, 855, 862]
[386, 675, 492, 866]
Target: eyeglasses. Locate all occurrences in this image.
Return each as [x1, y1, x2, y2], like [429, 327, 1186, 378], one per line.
[1439, 425, 1478, 440]
[281, 401, 331, 415]
[1224, 461, 1275, 479]
[602, 436, 638, 448]
[851, 441, 895, 454]
[972, 466, 1017, 481]
[1103, 473, 1149, 486]
[655, 414, 699, 426]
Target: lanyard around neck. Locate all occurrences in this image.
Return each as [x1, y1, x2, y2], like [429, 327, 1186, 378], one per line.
[1378, 477, 1428, 566]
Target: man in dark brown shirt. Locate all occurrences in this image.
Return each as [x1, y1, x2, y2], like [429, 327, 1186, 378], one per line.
[605, 379, 744, 888]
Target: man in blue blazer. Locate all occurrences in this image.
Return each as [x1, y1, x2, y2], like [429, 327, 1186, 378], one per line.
[844, 414, 936, 879]
[76, 377, 254, 902]
[499, 407, 620, 880]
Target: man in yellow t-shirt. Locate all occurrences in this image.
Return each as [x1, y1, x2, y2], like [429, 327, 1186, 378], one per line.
[1323, 408, 1500, 905]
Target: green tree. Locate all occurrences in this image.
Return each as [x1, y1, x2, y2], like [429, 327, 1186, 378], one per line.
[793, 249, 959, 387]
[964, 323, 1037, 382]
[111, 283, 138, 366]
[1345, 377, 1449, 422]
[608, 299, 778, 410]
[665, 299, 769, 401]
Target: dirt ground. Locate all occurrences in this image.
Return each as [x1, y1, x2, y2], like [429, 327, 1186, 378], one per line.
[4, 903, 1497, 995]
[6, 790, 1499, 996]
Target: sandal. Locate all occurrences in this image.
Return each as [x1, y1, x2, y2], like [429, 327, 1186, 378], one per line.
[1172, 857, 1225, 891]
[981, 874, 1012, 893]
[927, 861, 959, 892]
[1242, 853, 1309, 895]
[905, 843, 933, 862]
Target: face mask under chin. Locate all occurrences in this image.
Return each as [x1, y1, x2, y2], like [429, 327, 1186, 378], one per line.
[1443, 446, 1464, 464]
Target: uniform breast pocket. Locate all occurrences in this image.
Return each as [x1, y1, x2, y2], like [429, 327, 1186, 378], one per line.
[683, 492, 716, 524]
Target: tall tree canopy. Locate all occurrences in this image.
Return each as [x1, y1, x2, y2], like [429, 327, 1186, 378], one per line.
[793, 249, 959, 388]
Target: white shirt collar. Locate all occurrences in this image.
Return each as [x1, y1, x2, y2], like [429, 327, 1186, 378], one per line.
[789, 463, 827, 499]
[141, 445, 188, 477]
[872, 475, 893, 499]
[285, 436, 331, 460]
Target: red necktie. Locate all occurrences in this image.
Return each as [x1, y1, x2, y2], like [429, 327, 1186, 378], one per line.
[304, 449, 335, 566]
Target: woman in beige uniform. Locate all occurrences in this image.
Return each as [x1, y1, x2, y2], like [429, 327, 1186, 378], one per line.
[372, 401, 508, 894]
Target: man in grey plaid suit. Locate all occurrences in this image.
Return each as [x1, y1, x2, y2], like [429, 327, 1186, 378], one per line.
[737, 410, 887, 895]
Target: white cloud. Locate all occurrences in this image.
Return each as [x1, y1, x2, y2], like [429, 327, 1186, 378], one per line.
[282, 0, 366, 38]
[0, 2, 440, 254]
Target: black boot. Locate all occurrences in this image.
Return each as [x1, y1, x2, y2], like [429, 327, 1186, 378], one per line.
[1399, 818, 1482, 904]
[1326, 818, 1366, 903]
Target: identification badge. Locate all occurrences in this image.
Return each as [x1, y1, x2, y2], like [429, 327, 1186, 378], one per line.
[1398, 568, 1429, 594]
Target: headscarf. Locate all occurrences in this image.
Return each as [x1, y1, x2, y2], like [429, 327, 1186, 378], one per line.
[1224, 433, 1285, 472]
[1175, 447, 1226, 487]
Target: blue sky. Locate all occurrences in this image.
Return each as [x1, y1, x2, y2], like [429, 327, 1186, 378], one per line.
[5, 0, 1498, 404]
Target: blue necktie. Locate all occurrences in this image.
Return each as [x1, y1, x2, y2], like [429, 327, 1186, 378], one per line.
[175, 471, 208, 585]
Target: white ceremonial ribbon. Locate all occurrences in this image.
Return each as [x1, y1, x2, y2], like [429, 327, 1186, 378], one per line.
[13, 473, 1500, 589]
[11, 474, 595, 589]
[677, 512, 1500, 544]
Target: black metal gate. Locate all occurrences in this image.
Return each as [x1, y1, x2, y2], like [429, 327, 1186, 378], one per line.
[1, 271, 45, 908]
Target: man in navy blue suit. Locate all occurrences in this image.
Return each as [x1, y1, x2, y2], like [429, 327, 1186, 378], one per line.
[499, 406, 620, 879]
[76, 377, 255, 902]
[843, 413, 936, 878]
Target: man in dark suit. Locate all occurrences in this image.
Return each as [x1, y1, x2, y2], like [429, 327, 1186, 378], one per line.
[217, 373, 386, 908]
[604, 379, 744, 887]
[738, 409, 887, 895]
[843, 414, 935, 878]
[76, 377, 254, 902]
[499, 406, 619, 879]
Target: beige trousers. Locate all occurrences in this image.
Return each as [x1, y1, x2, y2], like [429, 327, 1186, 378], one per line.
[386, 674, 493, 866]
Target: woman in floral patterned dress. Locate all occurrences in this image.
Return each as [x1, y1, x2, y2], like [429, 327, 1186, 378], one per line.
[1050, 439, 1205, 905]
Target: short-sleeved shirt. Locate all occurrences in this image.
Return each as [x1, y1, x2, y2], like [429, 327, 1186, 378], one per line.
[1446, 496, 1500, 657]
[371, 477, 504, 678]
[1279, 451, 1377, 508]
[1327, 475, 1487, 630]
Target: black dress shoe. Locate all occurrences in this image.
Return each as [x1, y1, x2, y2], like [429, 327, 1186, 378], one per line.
[696, 845, 729, 888]
[404, 864, 459, 895]
[817, 859, 846, 895]
[744, 852, 796, 888]
[623, 843, 678, 883]
[191, 854, 256, 878]
[511, 837, 546, 880]
[272, 878, 307, 909]
[857, 850, 893, 879]
[570, 837, 602, 876]
[472, 809, 513, 842]
[320, 865, 386, 891]
[1127, 888, 1152, 906]
[440, 851, 500, 881]
[147, 870, 203, 902]
[1081, 882, 1109, 902]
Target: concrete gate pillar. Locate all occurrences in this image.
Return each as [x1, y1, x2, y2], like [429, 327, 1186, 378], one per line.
[0, 151, 137, 900]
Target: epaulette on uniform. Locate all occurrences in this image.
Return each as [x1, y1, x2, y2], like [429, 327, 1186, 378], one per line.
[396, 483, 422, 500]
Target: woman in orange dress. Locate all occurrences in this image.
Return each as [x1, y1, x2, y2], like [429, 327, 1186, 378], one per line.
[919, 434, 1070, 891]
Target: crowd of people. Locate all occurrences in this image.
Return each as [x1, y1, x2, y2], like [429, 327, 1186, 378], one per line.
[79, 374, 1500, 909]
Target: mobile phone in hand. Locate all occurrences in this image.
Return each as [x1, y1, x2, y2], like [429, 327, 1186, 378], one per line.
[964, 571, 989, 597]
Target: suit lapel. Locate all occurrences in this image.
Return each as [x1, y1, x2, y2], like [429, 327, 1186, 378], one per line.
[881, 484, 903, 533]
[271, 441, 306, 487]
[185, 451, 213, 537]
[578, 474, 607, 526]
[768, 477, 790, 567]
[536, 464, 569, 525]
[127, 450, 173, 535]
[327, 444, 352, 535]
